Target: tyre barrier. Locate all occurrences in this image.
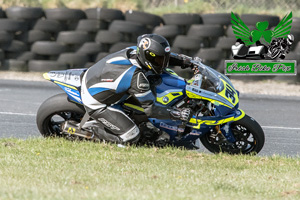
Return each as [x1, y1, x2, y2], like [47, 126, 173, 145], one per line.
[0, 6, 298, 79]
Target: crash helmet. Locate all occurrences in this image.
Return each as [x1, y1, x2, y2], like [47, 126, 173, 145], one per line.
[287, 34, 294, 45]
[137, 34, 171, 74]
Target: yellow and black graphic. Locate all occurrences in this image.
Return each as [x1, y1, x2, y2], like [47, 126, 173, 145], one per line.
[149, 52, 156, 57]
[67, 127, 76, 134]
[157, 92, 183, 105]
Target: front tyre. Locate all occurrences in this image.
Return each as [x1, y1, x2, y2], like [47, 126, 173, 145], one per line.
[200, 115, 265, 154]
[36, 93, 85, 137]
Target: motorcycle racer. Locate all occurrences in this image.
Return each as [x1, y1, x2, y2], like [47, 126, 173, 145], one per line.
[266, 34, 294, 59]
[81, 34, 193, 144]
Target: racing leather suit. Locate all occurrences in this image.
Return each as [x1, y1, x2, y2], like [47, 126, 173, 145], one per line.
[81, 46, 191, 143]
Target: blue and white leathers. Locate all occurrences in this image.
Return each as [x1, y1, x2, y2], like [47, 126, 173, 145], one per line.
[81, 47, 145, 142]
[80, 46, 190, 143]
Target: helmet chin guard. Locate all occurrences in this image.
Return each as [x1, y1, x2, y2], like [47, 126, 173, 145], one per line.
[137, 34, 171, 74]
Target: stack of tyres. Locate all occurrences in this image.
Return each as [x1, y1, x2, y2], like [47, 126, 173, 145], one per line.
[29, 41, 68, 72]
[0, 6, 297, 80]
[56, 31, 95, 69]
[152, 25, 180, 45]
[194, 48, 224, 71]
[84, 8, 125, 67]
[29, 8, 86, 71]
[172, 35, 206, 55]
[95, 30, 124, 52]
[163, 13, 202, 35]
[0, 7, 43, 71]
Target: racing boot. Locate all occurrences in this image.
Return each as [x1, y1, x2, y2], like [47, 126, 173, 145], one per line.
[90, 106, 140, 144]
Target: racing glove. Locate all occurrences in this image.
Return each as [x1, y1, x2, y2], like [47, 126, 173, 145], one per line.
[169, 108, 192, 122]
[182, 58, 193, 69]
[181, 56, 194, 69]
[181, 56, 202, 70]
[170, 53, 194, 69]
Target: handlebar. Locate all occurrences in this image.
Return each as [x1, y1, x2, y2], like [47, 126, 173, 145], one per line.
[188, 57, 224, 92]
[190, 58, 208, 74]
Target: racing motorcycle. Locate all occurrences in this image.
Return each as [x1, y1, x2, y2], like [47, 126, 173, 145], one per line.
[36, 58, 265, 154]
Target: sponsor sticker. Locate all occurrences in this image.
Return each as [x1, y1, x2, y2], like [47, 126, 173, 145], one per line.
[159, 122, 202, 135]
[139, 38, 151, 50]
[225, 12, 297, 75]
[165, 46, 170, 52]
[101, 79, 114, 82]
[98, 118, 120, 131]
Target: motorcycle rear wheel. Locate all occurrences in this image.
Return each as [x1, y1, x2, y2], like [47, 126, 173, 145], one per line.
[36, 93, 85, 137]
[200, 114, 265, 154]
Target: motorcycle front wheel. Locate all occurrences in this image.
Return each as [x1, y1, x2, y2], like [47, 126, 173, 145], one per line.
[200, 114, 265, 154]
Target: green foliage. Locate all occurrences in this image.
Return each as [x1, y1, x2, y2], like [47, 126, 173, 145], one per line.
[0, 0, 299, 18]
[1, 138, 300, 199]
[144, 0, 214, 15]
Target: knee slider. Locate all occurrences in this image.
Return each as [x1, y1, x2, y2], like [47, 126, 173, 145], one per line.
[120, 125, 140, 143]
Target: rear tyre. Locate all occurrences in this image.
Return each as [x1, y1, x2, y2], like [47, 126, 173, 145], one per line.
[36, 93, 85, 137]
[200, 115, 265, 154]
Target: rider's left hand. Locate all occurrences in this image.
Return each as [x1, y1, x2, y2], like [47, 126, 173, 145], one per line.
[182, 58, 194, 69]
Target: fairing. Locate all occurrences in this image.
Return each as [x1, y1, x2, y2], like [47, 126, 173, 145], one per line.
[43, 69, 86, 104]
[155, 69, 186, 106]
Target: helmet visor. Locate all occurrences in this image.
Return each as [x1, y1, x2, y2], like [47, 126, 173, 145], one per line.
[145, 50, 170, 73]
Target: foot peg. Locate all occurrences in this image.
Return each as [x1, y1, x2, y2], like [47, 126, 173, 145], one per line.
[155, 131, 170, 147]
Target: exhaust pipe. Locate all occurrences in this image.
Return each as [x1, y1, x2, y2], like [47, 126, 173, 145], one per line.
[62, 121, 93, 139]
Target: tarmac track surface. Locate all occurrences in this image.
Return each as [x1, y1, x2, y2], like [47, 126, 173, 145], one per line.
[0, 79, 299, 156]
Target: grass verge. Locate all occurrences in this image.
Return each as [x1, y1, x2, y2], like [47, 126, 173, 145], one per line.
[1, 138, 300, 200]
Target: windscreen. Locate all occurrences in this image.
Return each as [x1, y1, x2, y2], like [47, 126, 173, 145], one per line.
[191, 62, 224, 93]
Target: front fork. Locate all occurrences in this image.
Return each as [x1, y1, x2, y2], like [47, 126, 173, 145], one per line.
[209, 123, 235, 145]
[219, 109, 246, 143]
[214, 109, 246, 144]
[219, 123, 236, 143]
